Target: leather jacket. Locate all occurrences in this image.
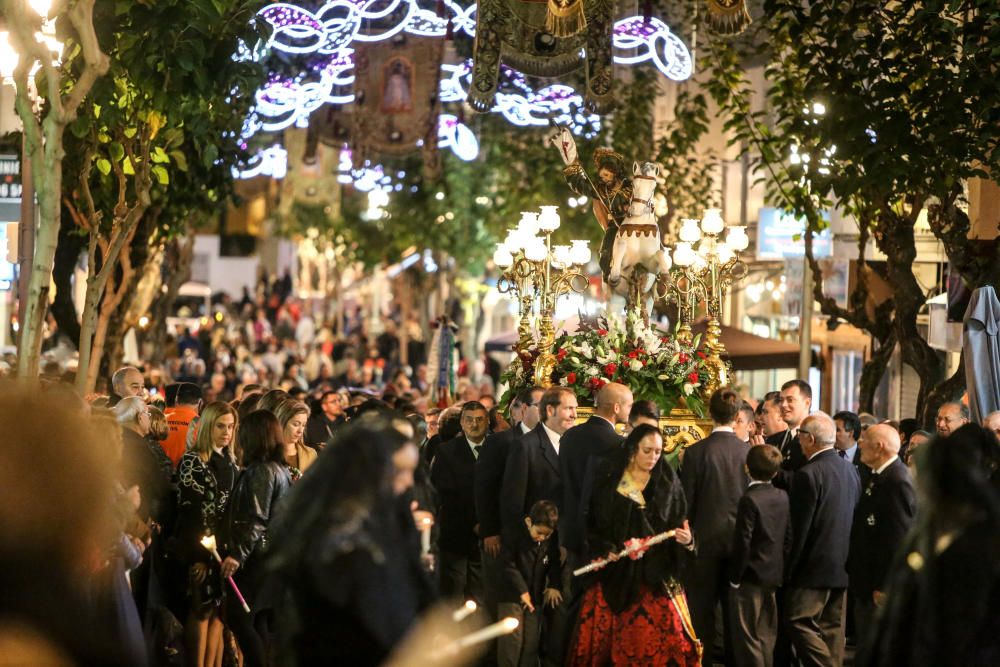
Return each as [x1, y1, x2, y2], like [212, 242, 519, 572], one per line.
[224, 461, 292, 566]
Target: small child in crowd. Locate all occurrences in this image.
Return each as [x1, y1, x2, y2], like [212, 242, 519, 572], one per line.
[728, 445, 791, 667]
[497, 500, 567, 667]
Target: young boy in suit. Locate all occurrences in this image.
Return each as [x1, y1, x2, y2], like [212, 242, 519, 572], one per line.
[728, 445, 791, 667]
[497, 500, 566, 667]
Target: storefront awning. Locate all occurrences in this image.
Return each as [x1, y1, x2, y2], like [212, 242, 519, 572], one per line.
[690, 320, 815, 370]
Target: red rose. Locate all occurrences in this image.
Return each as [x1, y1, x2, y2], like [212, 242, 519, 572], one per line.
[627, 350, 638, 359]
[567, 371, 577, 384]
[678, 353, 689, 363]
[557, 348, 567, 361]
[688, 371, 700, 383]
[604, 362, 618, 376]
[597, 328, 608, 336]
[660, 336, 670, 343]
[594, 378, 607, 390]
[696, 351, 706, 359]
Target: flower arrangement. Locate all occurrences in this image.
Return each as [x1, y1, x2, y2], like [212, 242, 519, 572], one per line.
[551, 311, 708, 416]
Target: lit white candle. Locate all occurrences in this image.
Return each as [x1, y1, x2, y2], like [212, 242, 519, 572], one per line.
[451, 600, 477, 623]
[455, 617, 519, 649]
[420, 516, 432, 555]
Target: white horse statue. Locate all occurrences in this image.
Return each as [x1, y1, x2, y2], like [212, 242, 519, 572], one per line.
[609, 161, 672, 315]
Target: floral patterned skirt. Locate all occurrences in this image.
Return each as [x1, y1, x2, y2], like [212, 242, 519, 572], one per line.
[568, 582, 702, 667]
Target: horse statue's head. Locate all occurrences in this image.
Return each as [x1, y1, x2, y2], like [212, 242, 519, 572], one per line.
[629, 161, 660, 217]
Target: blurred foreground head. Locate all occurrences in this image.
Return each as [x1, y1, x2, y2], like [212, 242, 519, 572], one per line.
[0, 386, 124, 665]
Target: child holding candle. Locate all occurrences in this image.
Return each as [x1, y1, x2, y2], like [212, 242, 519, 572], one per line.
[497, 500, 567, 667]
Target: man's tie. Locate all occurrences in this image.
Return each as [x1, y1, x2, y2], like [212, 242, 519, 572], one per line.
[839, 450, 847, 459]
[471, 445, 480, 460]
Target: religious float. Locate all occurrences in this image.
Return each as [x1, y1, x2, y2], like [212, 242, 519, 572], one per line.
[495, 128, 751, 463]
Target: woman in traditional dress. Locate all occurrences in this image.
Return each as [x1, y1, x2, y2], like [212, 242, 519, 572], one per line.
[568, 423, 701, 666]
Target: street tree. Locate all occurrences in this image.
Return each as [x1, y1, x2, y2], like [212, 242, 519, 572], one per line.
[704, 0, 1000, 424]
[6, 0, 109, 378]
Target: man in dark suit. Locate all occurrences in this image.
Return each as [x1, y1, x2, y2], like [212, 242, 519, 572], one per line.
[501, 387, 578, 532]
[833, 410, 869, 482]
[848, 423, 916, 640]
[431, 400, 490, 600]
[729, 444, 791, 667]
[784, 411, 861, 667]
[476, 387, 543, 626]
[559, 382, 631, 560]
[502, 386, 577, 666]
[680, 388, 750, 664]
[768, 379, 812, 489]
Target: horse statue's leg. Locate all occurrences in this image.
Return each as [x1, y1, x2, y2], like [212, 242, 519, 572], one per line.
[609, 234, 627, 287]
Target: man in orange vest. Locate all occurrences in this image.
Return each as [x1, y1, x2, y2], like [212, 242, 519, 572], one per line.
[163, 382, 203, 467]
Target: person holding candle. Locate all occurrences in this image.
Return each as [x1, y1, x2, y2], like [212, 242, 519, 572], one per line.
[222, 409, 292, 667]
[267, 416, 435, 667]
[169, 401, 239, 667]
[568, 424, 701, 666]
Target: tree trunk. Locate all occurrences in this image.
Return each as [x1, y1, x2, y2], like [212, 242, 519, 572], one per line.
[103, 214, 156, 372]
[858, 329, 896, 413]
[148, 232, 195, 364]
[9, 0, 109, 378]
[51, 207, 85, 349]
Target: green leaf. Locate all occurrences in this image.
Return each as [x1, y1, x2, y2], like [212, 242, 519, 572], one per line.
[124, 127, 138, 139]
[123, 158, 135, 176]
[202, 143, 219, 168]
[109, 142, 125, 164]
[169, 150, 189, 172]
[151, 146, 170, 164]
[152, 165, 169, 185]
[70, 117, 90, 139]
[96, 159, 112, 176]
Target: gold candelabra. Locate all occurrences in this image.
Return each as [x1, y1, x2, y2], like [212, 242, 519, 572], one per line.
[494, 207, 591, 387]
[667, 209, 750, 396]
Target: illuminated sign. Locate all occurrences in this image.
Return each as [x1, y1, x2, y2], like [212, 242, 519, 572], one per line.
[756, 207, 832, 259]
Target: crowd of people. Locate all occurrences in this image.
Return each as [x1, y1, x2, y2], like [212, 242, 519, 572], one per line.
[3, 293, 1000, 667]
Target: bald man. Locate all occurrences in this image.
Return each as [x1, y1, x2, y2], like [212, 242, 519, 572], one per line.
[935, 401, 969, 437]
[560, 382, 632, 558]
[848, 424, 916, 642]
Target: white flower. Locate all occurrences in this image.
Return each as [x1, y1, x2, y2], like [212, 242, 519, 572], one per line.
[629, 359, 643, 372]
[586, 366, 599, 376]
[683, 383, 694, 395]
[657, 374, 668, 381]
[559, 377, 568, 386]
[570, 356, 580, 364]
[576, 341, 593, 357]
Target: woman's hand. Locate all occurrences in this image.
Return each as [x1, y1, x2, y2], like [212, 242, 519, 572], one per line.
[520, 592, 535, 613]
[543, 588, 563, 609]
[674, 520, 693, 546]
[220, 556, 240, 578]
[190, 562, 209, 584]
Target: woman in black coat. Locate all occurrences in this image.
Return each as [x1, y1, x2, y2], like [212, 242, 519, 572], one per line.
[568, 423, 701, 666]
[221, 410, 292, 667]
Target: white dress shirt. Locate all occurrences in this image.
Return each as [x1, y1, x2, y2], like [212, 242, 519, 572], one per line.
[542, 423, 561, 455]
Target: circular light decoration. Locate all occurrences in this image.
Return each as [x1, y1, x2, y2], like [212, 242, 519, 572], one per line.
[438, 114, 479, 161]
[233, 144, 289, 179]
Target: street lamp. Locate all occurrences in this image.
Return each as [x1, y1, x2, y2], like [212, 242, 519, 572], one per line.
[666, 208, 749, 394]
[495, 206, 591, 386]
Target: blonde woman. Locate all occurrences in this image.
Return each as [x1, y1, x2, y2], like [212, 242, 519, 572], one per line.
[273, 397, 317, 479]
[171, 402, 239, 667]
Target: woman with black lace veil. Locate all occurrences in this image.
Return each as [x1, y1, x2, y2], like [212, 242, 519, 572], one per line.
[568, 423, 701, 666]
[266, 414, 435, 666]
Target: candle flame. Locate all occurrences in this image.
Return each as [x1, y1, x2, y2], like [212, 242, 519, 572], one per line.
[200, 534, 217, 551]
[501, 617, 519, 632]
[464, 600, 477, 612]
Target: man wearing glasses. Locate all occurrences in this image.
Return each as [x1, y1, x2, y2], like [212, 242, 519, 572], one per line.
[305, 390, 346, 447]
[431, 400, 492, 601]
[784, 412, 861, 667]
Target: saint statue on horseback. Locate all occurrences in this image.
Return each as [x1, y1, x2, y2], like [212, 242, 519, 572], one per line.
[548, 125, 672, 319]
